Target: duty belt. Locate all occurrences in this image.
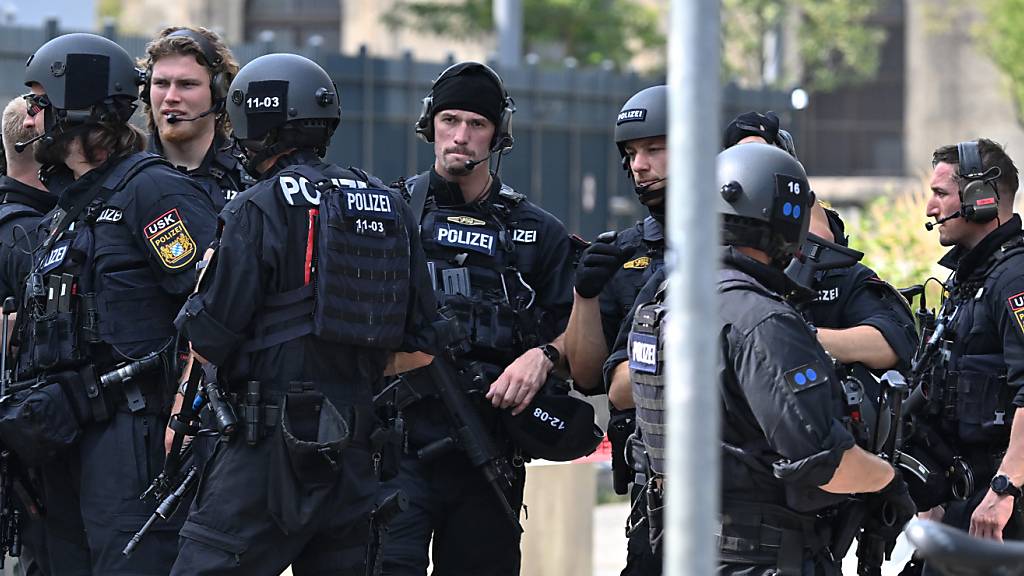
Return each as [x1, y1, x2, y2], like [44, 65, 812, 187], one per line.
[229, 381, 374, 449]
[717, 502, 831, 576]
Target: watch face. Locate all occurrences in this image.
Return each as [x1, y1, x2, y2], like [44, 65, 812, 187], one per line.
[993, 475, 1009, 492]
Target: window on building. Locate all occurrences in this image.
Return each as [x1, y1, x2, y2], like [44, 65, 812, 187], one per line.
[245, 0, 341, 50]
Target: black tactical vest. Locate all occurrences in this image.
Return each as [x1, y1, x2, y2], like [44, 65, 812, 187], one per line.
[410, 174, 541, 366]
[240, 164, 410, 353]
[939, 239, 1024, 446]
[16, 153, 174, 378]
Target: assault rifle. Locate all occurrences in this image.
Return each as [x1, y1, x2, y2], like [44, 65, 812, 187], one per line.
[418, 356, 523, 532]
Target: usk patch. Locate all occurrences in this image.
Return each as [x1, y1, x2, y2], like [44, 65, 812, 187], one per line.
[623, 256, 650, 270]
[145, 208, 197, 269]
[1006, 291, 1024, 337]
[784, 361, 828, 393]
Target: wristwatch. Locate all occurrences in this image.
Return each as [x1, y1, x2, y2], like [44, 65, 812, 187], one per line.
[538, 344, 561, 366]
[991, 474, 1023, 499]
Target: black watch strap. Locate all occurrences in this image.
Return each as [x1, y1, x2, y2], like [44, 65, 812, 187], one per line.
[538, 344, 561, 366]
[991, 474, 1023, 499]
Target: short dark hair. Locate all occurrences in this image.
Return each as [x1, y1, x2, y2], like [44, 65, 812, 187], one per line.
[932, 138, 1019, 199]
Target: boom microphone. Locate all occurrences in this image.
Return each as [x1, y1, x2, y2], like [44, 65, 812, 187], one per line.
[166, 106, 217, 124]
[925, 211, 961, 231]
[464, 152, 493, 171]
[14, 132, 52, 153]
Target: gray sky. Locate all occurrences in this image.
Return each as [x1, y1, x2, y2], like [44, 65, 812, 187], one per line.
[4, 0, 95, 30]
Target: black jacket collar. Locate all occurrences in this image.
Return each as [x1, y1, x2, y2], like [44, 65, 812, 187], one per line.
[938, 214, 1023, 281]
[427, 168, 502, 211]
[0, 176, 55, 214]
[722, 246, 815, 303]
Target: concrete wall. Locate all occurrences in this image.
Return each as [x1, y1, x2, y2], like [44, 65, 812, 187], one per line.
[904, 0, 1024, 175]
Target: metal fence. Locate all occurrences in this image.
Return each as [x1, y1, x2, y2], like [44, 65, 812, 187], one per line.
[0, 21, 792, 237]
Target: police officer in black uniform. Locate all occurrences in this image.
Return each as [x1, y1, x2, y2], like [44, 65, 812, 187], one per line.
[565, 85, 666, 576]
[6, 32, 218, 575]
[906, 139, 1024, 568]
[380, 62, 573, 576]
[170, 53, 437, 576]
[0, 95, 57, 576]
[0, 95, 56, 303]
[141, 26, 252, 211]
[723, 111, 917, 383]
[618, 143, 916, 575]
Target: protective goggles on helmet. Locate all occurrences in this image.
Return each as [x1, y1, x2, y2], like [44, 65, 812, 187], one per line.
[22, 93, 51, 117]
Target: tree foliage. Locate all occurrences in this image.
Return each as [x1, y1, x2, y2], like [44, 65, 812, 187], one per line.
[848, 180, 947, 309]
[382, 0, 665, 70]
[384, 0, 886, 89]
[976, 0, 1024, 123]
[721, 0, 887, 92]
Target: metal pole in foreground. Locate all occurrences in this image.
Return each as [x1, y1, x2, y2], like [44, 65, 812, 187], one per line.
[494, 0, 522, 68]
[664, 0, 720, 575]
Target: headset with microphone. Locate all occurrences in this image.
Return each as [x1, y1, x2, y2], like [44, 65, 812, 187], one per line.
[414, 62, 516, 170]
[926, 140, 1001, 231]
[140, 29, 231, 124]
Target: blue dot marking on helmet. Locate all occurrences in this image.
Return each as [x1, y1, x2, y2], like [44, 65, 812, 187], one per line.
[793, 204, 801, 219]
[784, 361, 827, 393]
[783, 202, 792, 216]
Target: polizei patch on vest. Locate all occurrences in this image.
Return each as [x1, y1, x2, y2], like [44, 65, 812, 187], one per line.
[784, 362, 828, 393]
[1006, 291, 1024, 336]
[342, 189, 395, 220]
[628, 333, 659, 374]
[144, 208, 197, 270]
[39, 240, 69, 275]
[617, 108, 647, 125]
[435, 223, 496, 256]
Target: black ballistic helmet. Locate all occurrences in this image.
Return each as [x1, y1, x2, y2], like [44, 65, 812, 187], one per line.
[500, 391, 604, 462]
[717, 143, 813, 267]
[24, 33, 141, 129]
[226, 53, 340, 163]
[614, 85, 666, 163]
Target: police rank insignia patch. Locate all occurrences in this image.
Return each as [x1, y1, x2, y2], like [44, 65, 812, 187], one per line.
[1006, 291, 1024, 336]
[623, 256, 650, 270]
[447, 215, 486, 226]
[145, 208, 197, 269]
[784, 361, 827, 393]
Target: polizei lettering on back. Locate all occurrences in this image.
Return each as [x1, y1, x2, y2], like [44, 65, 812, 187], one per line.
[279, 175, 369, 206]
[435, 224, 496, 256]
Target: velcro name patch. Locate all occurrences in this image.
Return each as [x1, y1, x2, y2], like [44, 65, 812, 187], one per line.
[39, 240, 69, 275]
[435, 224, 496, 256]
[512, 229, 537, 243]
[617, 108, 647, 125]
[784, 361, 828, 393]
[96, 208, 123, 223]
[343, 189, 395, 220]
[145, 208, 197, 269]
[628, 333, 659, 374]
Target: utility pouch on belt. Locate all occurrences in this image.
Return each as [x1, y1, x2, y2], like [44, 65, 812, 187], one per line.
[267, 383, 352, 534]
[0, 377, 82, 466]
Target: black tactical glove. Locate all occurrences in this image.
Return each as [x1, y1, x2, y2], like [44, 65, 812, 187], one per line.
[723, 111, 781, 149]
[865, 469, 917, 539]
[574, 233, 627, 299]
